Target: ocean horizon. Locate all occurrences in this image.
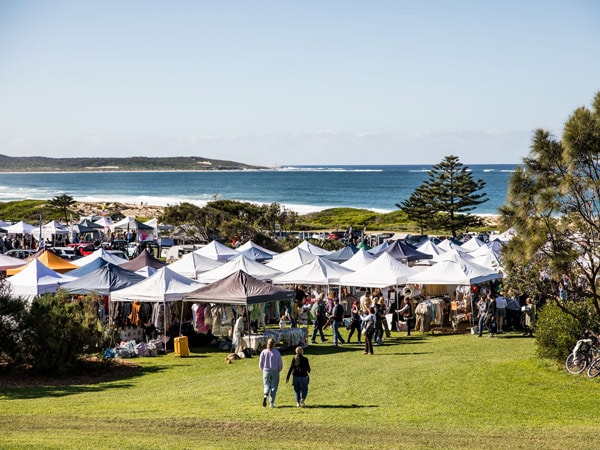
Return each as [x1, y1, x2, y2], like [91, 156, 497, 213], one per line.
[0, 164, 518, 216]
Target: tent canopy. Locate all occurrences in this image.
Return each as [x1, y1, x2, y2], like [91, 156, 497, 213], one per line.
[183, 270, 294, 305]
[167, 252, 224, 279]
[271, 256, 354, 286]
[340, 252, 418, 288]
[119, 250, 166, 271]
[110, 266, 203, 303]
[197, 254, 282, 284]
[6, 249, 78, 275]
[375, 239, 432, 262]
[59, 263, 145, 296]
[193, 240, 239, 261]
[406, 254, 503, 286]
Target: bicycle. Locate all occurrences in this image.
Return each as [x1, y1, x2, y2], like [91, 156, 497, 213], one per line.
[565, 332, 600, 374]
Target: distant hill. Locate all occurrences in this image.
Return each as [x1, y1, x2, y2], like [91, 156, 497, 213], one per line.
[0, 154, 265, 172]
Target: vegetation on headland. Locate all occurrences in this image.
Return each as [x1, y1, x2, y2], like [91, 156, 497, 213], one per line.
[0, 199, 498, 238]
[0, 154, 265, 172]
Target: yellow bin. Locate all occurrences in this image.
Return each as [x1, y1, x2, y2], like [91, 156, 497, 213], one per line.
[174, 336, 189, 357]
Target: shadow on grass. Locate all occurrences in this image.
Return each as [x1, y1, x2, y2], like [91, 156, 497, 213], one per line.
[278, 404, 378, 409]
[0, 364, 167, 400]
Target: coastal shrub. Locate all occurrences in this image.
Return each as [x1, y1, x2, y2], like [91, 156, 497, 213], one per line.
[0, 284, 28, 365]
[535, 299, 594, 361]
[18, 292, 104, 374]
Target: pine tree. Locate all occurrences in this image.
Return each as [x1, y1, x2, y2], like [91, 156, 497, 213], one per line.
[401, 155, 488, 237]
[396, 185, 435, 235]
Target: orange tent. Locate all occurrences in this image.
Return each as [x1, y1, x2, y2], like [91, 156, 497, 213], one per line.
[6, 250, 79, 276]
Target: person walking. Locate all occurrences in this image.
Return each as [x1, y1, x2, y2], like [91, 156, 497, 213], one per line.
[485, 293, 497, 337]
[285, 346, 311, 407]
[330, 298, 346, 346]
[347, 300, 362, 344]
[476, 295, 488, 337]
[310, 295, 328, 343]
[259, 338, 283, 408]
[361, 306, 377, 355]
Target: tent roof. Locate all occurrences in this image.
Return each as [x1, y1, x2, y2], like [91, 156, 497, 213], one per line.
[340, 248, 377, 271]
[460, 237, 485, 252]
[234, 246, 275, 262]
[406, 254, 503, 285]
[183, 270, 294, 305]
[323, 245, 359, 263]
[375, 239, 432, 262]
[78, 219, 104, 229]
[197, 254, 282, 283]
[110, 266, 203, 303]
[271, 256, 354, 286]
[296, 240, 331, 256]
[416, 239, 445, 257]
[6, 259, 72, 302]
[111, 216, 154, 230]
[6, 249, 78, 275]
[119, 250, 166, 271]
[72, 247, 129, 267]
[59, 263, 145, 296]
[5, 220, 36, 234]
[0, 253, 27, 272]
[237, 240, 279, 256]
[66, 257, 110, 278]
[193, 240, 239, 261]
[340, 252, 418, 288]
[265, 247, 317, 272]
[167, 252, 224, 279]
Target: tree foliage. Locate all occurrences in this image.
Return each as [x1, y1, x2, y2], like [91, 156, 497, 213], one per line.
[499, 91, 600, 331]
[47, 194, 76, 223]
[399, 155, 488, 237]
[0, 288, 104, 374]
[159, 200, 298, 248]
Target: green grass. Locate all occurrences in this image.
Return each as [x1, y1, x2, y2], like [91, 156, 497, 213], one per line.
[1, 329, 598, 449]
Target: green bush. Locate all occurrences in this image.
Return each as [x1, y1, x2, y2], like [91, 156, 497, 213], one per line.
[535, 299, 595, 361]
[14, 292, 104, 374]
[0, 284, 28, 365]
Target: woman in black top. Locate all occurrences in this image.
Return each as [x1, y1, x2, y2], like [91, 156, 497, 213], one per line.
[286, 346, 311, 407]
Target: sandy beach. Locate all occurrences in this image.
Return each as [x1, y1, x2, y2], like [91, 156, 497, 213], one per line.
[74, 201, 164, 221]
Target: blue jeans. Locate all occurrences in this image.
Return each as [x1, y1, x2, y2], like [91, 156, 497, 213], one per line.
[292, 376, 309, 403]
[478, 315, 486, 336]
[262, 369, 280, 405]
[332, 320, 345, 345]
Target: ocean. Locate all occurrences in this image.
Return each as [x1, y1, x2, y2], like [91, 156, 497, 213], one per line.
[0, 164, 517, 216]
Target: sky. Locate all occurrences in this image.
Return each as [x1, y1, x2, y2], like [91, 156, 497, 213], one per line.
[0, 1, 599, 166]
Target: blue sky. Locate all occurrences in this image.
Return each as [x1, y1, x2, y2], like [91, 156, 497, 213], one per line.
[0, 1, 598, 166]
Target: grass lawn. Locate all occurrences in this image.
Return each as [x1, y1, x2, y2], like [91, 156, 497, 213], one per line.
[1, 328, 598, 449]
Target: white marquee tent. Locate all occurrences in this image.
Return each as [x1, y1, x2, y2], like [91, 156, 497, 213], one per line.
[340, 252, 418, 288]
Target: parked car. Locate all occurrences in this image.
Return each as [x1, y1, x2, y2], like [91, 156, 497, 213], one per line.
[50, 247, 80, 260]
[3, 249, 37, 259]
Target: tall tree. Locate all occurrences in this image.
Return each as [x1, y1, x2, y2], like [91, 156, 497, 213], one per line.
[396, 185, 435, 235]
[499, 91, 600, 325]
[402, 155, 488, 237]
[47, 194, 76, 223]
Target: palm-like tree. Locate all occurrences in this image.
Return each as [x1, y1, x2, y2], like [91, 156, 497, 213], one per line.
[48, 194, 76, 223]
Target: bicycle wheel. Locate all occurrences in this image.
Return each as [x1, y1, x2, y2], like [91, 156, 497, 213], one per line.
[588, 358, 600, 378]
[566, 352, 587, 374]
